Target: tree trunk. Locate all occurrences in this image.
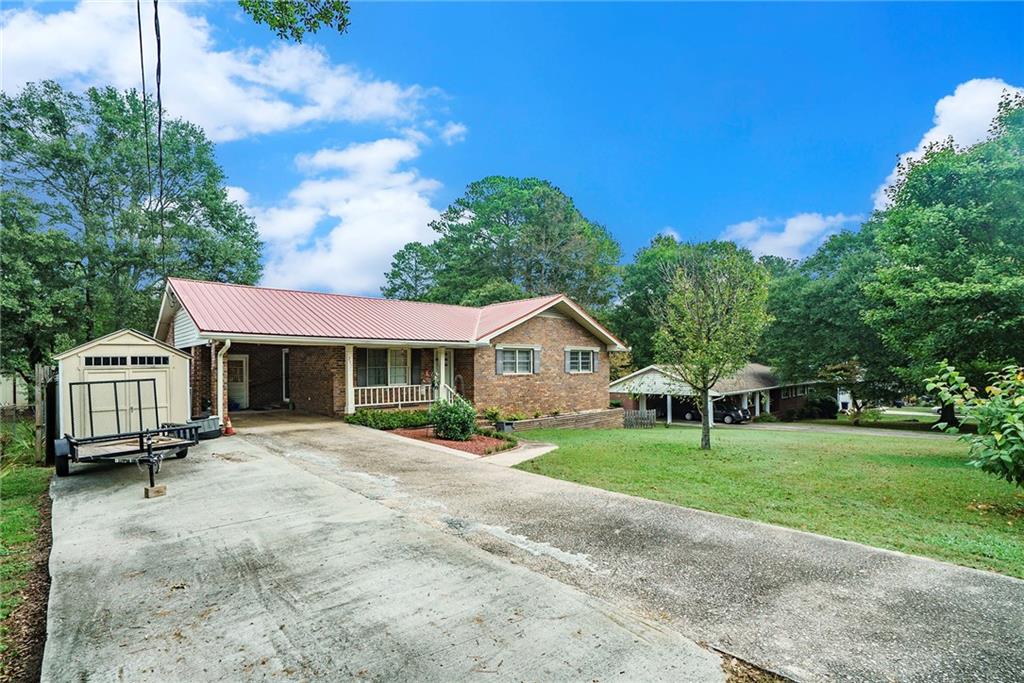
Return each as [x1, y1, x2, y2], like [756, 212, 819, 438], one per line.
[700, 388, 712, 450]
[940, 402, 960, 428]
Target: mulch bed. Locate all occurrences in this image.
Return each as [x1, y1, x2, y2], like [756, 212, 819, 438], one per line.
[0, 489, 52, 683]
[390, 427, 514, 456]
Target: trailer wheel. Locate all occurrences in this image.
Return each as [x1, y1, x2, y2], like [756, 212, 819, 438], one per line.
[174, 448, 188, 459]
[55, 454, 70, 477]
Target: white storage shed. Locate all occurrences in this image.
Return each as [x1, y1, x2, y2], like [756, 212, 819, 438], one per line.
[55, 329, 191, 439]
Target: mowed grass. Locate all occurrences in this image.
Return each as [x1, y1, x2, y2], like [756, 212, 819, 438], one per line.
[1, 420, 51, 661]
[516, 427, 1024, 577]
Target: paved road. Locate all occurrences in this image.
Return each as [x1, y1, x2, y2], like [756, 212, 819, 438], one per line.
[43, 433, 722, 681]
[236, 414, 1024, 682]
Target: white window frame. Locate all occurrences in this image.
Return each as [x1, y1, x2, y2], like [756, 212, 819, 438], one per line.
[498, 346, 535, 376]
[565, 346, 598, 374]
[388, 348, 411, 386]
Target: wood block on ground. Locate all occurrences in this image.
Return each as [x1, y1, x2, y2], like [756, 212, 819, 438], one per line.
[144, 484, 167, 499]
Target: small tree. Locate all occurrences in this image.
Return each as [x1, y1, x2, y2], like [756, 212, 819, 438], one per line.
[653, 242, 770, 449]
[928, 363, 1024, 488]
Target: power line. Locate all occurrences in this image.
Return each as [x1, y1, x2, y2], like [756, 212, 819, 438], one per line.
[135, 0, 151, 190]
[153, 0, 166, 275]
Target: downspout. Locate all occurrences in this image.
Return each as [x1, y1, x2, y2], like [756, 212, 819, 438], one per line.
[215, 339, 231, 425]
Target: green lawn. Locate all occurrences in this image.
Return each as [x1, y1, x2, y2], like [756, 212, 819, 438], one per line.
[0, 420, 51, 665]
[516, 427, 1024, 578]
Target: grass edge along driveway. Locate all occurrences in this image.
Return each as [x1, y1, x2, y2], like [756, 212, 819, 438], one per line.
[516, 427, 1024, 578]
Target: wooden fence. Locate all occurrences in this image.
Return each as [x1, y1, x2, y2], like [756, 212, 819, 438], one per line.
[624, 409, 657, 429]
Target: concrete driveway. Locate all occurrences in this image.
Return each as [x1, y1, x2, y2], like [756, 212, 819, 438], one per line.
[42, 424, 722, 682]
[234, 414, 1024, 682]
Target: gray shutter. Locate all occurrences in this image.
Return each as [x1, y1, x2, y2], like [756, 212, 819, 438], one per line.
[564, 350, 571, 373]
[533, 348, 541, 374]
[592, 351, 599, 372]
[356, 348, 367, 387]
[411, 350, 421, 384]
[495, 348, 502, 375]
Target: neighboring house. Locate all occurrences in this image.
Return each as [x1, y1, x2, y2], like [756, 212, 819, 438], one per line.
[609, 363, 813, 423]
[0, 373, 31, 411]
[153, 278, 627, 422]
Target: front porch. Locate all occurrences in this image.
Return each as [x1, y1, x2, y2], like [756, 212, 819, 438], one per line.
[212, 341, 474, 418]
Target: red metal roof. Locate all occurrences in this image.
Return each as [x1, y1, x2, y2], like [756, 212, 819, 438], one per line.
[164, 278, 631, 346]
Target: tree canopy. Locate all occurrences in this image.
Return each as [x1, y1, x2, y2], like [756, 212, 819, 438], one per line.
[863, 92, 1024, 391]
[0, 81, 262, 379]
[382, 176, 621, 310]
[238, 0, 351, 42]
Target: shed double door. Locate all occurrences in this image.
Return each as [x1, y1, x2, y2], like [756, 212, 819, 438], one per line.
[69, 367, 171, 438]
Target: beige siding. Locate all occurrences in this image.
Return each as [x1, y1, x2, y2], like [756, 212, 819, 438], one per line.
[173, 308, 203, 348]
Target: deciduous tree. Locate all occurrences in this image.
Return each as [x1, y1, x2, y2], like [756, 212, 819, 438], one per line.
[239, 0, 350, 42]
[653, 242, 770, 449]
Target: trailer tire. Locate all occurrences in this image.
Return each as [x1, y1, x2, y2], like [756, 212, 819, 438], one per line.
[174, 448, 188, 459]
[55, 454, 70, 477]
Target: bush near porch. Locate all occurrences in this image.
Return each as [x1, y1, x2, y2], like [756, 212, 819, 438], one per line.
[516, 427, 1024, 578]
[345, 408, 432, 430]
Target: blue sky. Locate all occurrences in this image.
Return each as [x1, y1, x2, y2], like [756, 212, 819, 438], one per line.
[4, 1, 1023, 294]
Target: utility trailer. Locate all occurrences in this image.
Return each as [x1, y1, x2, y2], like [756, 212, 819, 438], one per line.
[53, 378, 198, 483]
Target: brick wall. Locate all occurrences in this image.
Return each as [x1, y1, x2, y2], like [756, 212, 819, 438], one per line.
[472, 314, 610, 415]
[290, 346, 346, 416]
[609, 392, 638, 410]
[189, 344, 212, 417]
[226, 343, 285, 409]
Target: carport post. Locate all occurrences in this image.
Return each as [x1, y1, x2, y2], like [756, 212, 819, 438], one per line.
[740, 393, 748, 411]
[344, 345, 355, 414]
[765, 392, 771, 415]
[638, 394, 647, 411]
[666, 395, 672, 425]
[754, 392, 761, 416]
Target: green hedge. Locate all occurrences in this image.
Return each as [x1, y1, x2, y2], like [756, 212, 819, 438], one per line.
[346, 408, 432, 430]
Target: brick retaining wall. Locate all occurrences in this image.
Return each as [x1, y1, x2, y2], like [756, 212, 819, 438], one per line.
[506, 407, 624, 431]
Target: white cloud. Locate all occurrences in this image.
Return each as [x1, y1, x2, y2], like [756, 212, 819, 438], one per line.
[659, 226, 680, 240]
[233, 135, 441, 293]
[1, 2, 426, 141]
[721, 213, 862, 259]
[873, 78, 1024, 209]
[439, 121, 468, 145]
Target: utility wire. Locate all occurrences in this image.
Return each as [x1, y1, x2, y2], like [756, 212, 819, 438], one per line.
[153, 0, 166, 275]
[136, 0, 152, 190]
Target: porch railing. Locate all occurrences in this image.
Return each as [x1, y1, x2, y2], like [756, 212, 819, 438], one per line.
[354, 384, 435, 408]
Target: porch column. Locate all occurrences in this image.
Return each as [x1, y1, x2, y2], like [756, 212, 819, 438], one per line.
[638, 394, 647, 411]
[436, 347, 447, 401]
[707, 393, 714, 427]
[666, 394, 672, 424]
[344, 345, 355, 414]
[740, 393, 749, 410]
[754, 392, 761, 416]
[765, 391, 771, 414]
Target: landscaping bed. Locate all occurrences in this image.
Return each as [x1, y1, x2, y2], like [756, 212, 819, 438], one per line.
[391, 427, 515, 456]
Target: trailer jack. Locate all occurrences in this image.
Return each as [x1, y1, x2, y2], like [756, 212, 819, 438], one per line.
[141, 438, 167, 499]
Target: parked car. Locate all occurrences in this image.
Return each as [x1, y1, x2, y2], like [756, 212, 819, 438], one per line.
[681, 402, 749, 424]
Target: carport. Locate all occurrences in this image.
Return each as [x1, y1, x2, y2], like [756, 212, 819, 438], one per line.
[609, 363, 787, 424]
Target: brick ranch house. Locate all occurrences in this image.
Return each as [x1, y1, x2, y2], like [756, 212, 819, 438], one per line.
[609, 363, 813, 424]
[154, 278, 627, 423]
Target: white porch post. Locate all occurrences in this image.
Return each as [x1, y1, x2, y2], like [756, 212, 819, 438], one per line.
[765, 391, 771, 414]
[666, 395, 673, 424]
[741, 393, 749, 410]
[639, 394, 647, 411]
[707, 393, 714, 427]
[754, 392, 761, 416]
[436, 347, 447, 401]
[344, 345, 355, 414]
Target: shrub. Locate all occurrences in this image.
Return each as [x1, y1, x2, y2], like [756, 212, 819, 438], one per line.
[504, 412, 528, 422]
[609, 400, 622, 408]
[753, 414, 778, 423]
[482, 407, 502, 422]
[430, 397, 477, 441]
[780, 409, 798, 422]
[928, 363, 1024, 488]
[346, 408, 431, 430]
[801, 395, 839, 420]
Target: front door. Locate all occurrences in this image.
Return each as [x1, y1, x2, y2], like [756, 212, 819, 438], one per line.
[445, 349, 455, 389]
[226, 354, 249, 409]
